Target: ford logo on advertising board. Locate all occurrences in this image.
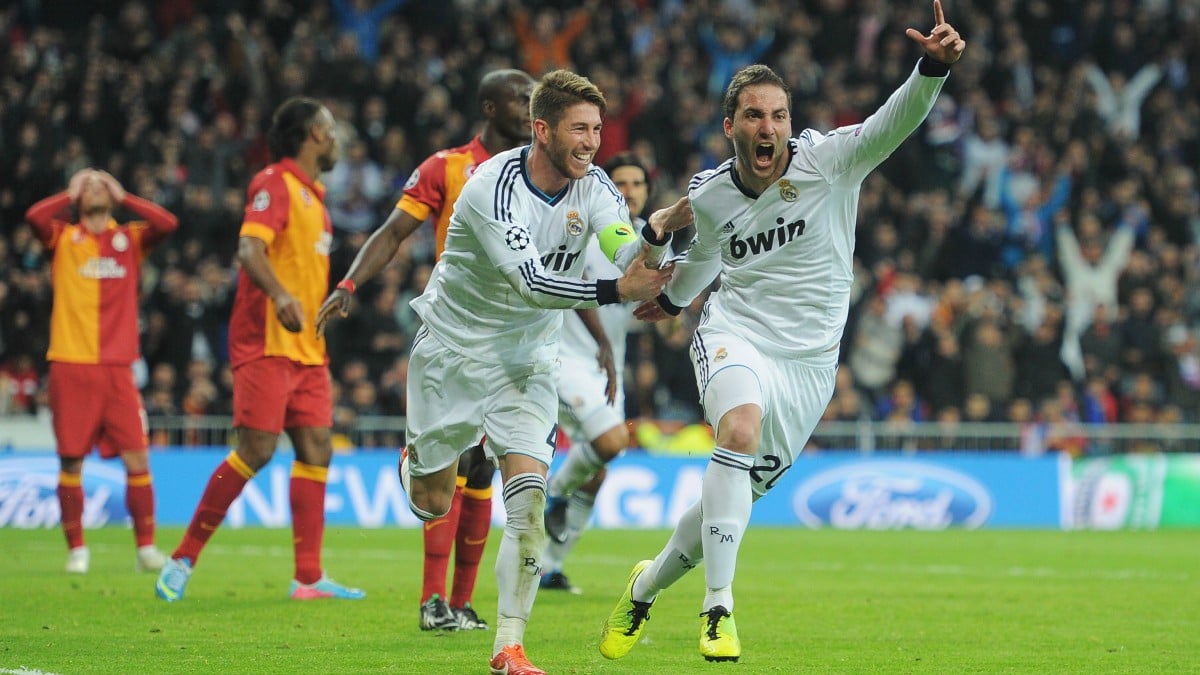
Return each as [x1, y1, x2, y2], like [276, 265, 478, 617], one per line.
[0, 457, 129, 529]
[793, 461, 992, 530]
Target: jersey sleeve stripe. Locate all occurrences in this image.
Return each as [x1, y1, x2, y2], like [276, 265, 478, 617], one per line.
[519, 260, 598, 300]
[689, 162, 734, 191]
[239, 222, 277, 244]
[493, 158, 522, 223]
[588, 167, 623, 201]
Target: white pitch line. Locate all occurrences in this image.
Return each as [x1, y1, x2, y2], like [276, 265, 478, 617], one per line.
[1, 668, 64, 675]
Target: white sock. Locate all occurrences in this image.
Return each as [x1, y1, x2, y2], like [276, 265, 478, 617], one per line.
[632, 500, 704, 603]
[542, 490, 595, 572]
[494, 472, 547, 655]
[700, 447, 753, 612]
[548, 442, 604, 498]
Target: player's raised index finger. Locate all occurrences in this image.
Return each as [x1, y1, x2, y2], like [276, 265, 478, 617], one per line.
[934, 0, 944, 26]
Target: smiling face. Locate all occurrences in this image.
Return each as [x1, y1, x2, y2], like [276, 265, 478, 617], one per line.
[541, 101, 602, 181]
[725, 83, 791, 194]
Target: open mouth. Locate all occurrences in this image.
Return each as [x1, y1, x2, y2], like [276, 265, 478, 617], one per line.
[754, 143, 775, 169]
[572, 151, 594, 167]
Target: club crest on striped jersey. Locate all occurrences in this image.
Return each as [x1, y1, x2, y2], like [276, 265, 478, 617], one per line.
[714, 347, 728, 362]
[778, 179, 798, 202]
[299, 188, 313, 206]
[565, 210, 584, 236]
[111, 232, 129, 252]
[251, 189, 270, 211]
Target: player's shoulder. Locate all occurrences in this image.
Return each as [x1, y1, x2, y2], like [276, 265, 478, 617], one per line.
[457, 148, 525, 206]
[687, 158, 737, 199]
[583, 165, 622, 200]
[249, 163, 289, 190]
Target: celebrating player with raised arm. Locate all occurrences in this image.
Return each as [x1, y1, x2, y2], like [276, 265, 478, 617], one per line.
[601, 0, 966, 664]
[398, 70, 679, 675]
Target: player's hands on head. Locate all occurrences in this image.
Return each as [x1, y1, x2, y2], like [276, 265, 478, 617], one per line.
[633, 299, 670, 323]
[315, 290, 351, 338]
[648, 196, 694, 239]
[94, 170, 127, 202]
[273, 292, 305, 333]
[67, 169, 93, 203]
[618, 245, 674, 302]
[905, 0, 966, 65]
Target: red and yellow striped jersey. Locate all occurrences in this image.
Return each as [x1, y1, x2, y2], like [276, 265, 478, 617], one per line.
[229, 158, 332, 368]
[26, 193, 176, 366]
[396, 135, 492, 260]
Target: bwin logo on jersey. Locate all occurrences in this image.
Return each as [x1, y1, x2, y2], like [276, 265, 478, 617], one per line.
[729, 217, 806, 259]
[541, 244, 581, 272]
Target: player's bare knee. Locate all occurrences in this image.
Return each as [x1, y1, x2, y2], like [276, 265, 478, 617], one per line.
[409, 491, 453, 521]
[592, 426, 629, 461]
[716, 423, 759, 455]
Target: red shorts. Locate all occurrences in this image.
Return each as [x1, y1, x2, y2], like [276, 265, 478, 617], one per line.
[48, 362, 148, 458]
[233, 357, 332, 433]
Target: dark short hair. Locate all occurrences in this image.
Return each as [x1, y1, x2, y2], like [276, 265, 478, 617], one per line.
[722, 64, 790, 122]
[530, 70, 606, 129]
[267, 97, 323, 160]
[603, 151, 651, 198]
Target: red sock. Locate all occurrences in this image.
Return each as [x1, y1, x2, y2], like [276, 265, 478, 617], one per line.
[125, 470, 156, 547]
[422, 483, 463, 603]
[290, 462, 328, 585]
[174, 452, 253, 564]
[58, 472, 85, 550]
[451, 484, 492, 608]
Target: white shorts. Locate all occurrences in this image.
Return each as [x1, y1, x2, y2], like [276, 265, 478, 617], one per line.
[690, 327, 837, 498]
[405, 329, 559, 477]
[557, 354, 625, 442]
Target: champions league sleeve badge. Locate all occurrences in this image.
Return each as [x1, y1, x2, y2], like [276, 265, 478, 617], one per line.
[505, 225, 531, 251]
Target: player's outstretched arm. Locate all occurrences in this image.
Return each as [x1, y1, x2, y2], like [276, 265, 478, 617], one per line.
[317, 208, 423, 337]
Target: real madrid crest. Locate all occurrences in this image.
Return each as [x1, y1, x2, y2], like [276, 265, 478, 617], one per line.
[714, 347, 728, 363]
[111, 231, 129, 252]
[778, 179, 798, 202]
[565, 210, 584, 236]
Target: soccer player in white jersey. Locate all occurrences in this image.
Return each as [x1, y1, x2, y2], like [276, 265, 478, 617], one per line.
[398, 70, 683, 675]
[600, 1, 966, 664]
[540, 153, 653, 594]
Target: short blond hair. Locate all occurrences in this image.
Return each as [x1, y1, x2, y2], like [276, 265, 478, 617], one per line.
[530, 70, 607, 129]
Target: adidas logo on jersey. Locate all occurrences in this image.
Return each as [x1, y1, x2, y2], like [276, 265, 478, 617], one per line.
[729, 218, 806, 260]
[720, 221, 735, 233]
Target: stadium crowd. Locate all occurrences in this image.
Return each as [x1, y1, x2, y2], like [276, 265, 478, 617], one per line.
[1, 0, 1199, 454]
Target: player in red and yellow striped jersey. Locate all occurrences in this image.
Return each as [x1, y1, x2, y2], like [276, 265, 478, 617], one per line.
[25, 168, 178, 575]
[156, 97, 363, 603]
[316, 69, 535, 630]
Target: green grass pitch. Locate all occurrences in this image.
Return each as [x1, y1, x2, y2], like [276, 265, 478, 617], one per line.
[1, 527, 1197, 674]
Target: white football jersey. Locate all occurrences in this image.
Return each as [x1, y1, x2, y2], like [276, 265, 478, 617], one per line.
[411, 146, 636, 364]
[558, 217, 646, 369]
[666, 63, 947, 359]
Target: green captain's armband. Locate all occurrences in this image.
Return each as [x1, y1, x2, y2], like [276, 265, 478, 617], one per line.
[598, 222, 637, 262]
